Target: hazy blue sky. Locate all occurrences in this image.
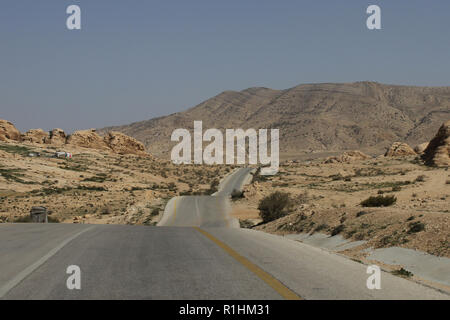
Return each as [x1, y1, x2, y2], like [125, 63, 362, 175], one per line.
[1, 0, 449, 132]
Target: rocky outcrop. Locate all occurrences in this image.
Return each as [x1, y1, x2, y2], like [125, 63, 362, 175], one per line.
[66, 129, 109, 150]
[384, 142, 416, 157]
[0, 119, 21, 142]
[414, 142, 429, 154]
[0, 120, 148, 156]
[46, 128, 66, 145]
[22, 129, 49, 144]
[104, 131, 146, 155]
[324, 150, 372, 164]
[422, 120, 450, 167]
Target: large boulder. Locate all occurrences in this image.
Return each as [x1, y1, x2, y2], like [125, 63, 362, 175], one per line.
[421, 120, 450, 167]
[0, 119, 21, 142]
[46, 128, 66, 145]
[104, 131, 146, 155]
[22, 129, 49, 144]
[414, 142, 429, 154]
[384, 142, 416, 157]
[324, 150, 371, 164]
[66, 129, 109, 150]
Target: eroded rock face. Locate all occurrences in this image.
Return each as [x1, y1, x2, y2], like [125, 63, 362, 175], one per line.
[324, 150, 372, 164]
[0, 119, 21, 142]
[66, 129, 109, 150]
[422, 120, 450, 167]
[22, 129, 49, 144]
[384, 142, 416, 157]
[46, 128, 66, 145]
[104, 131, 146, 155]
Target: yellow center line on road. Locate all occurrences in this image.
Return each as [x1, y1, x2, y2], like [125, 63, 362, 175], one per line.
[194, 227, 303, 300]
[171, 197, 178, 225]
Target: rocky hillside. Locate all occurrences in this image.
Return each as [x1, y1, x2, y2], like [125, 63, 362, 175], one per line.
[99, 82, 450, 159]
[0, 120, 147, 156]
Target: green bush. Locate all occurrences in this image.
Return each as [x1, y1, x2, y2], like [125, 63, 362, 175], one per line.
[258, 191, 292, 223]
[360, 195, 397, 207]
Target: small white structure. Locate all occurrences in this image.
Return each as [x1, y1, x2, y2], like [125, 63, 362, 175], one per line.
[55, 151, 72, 159]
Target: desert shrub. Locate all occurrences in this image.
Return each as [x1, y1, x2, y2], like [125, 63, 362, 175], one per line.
[258, 191, 292, 223]
[167, 182, 177, 191]
[330, 224, 345, 236]
[314, 223, 329, 232]
[210, 179, 219, 191]
[47, 216, 60, 223]
[0, 144, 32, 156]
[354, 168, 384, 177]
[231, 189, 244, 200]
[360, 195, 397, 207]
[330, 173, 344, 181]
[14, 215, 32, 223]
[239, 219, 255, 229]
[392, 268, 413, 277]
[151, 208, 160, 216]
[407, 221, 425, 233]
[101, 207, 111, 215]
[391, 185, 402, 192]
[356, 210, 369, 217]
[0, 167, 36, 184]
[78, 186, 107, 192]
[344, 229, 357, 238]
[354, 233, 365, 241]
[203, 179, 219, 195]
[251, 168, 269, 183]
[415, 175, 426, 182]
[14, 215, 59, 223]
[82, 173, 108, 183]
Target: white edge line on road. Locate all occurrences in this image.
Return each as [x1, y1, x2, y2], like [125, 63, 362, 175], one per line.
[0, 226, 95, 298]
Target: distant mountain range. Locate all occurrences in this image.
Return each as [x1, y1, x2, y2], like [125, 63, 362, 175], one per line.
[99, 81, 450, 159]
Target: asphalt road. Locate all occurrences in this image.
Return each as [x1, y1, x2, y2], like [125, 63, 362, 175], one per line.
[215, 167, 255, 196]
[1, 169, 448, 299]
[157, 168, 254, 227]
[1, 223, 448, 299]
[157, 195, 239, 227]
